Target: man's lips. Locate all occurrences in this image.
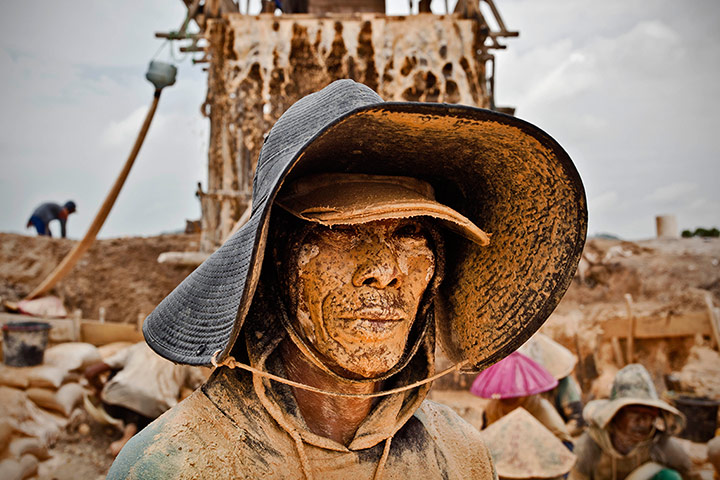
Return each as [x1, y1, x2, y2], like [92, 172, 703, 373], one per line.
[339, 308, 405, 322]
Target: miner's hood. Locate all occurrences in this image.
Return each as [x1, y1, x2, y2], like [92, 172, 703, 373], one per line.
[143, 79, 587, 369]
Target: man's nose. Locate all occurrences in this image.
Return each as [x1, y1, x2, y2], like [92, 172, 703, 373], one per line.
[639, 416, 654, 427]
[351, 241, 401, 289]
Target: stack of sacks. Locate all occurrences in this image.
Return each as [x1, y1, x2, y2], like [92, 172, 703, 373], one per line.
[94, 341, 211, 408]
[0, 342, 101, 480]
[0, 388, 56, 480]
[97, 341, 134, 362]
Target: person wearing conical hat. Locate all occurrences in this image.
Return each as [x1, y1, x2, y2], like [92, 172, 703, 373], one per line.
[519, 332, 586, 435]
[481, 407, 576, 480]
[570, 364, 693, 480]
[472, 351, 575, 448]
[108, 80, 587, 479]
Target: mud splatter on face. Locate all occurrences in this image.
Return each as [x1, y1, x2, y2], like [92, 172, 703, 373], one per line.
[286, 218, 435, 379]
[610, 405, 660, 454]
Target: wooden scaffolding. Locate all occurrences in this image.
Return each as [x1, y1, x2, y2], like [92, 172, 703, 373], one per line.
[159, 0, 517, 251]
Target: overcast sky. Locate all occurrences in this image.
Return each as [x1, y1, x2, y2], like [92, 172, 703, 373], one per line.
[1, 0, 718, 240]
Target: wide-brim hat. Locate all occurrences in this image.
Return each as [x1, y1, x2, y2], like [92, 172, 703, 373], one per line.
[584, 364, 685, 435]
[518, 332, 578, 380]
[480, 407, 576, 479]
[143, 79, 587, 367]
[470, 351, 558, 399]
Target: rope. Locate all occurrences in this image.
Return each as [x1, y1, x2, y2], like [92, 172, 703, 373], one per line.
[373, 437, 393, 480]
[292, 431, 314, 480]
[211, 350, 469, 399]
[251, 368, 315, 480]
[151, 40, 170, 61]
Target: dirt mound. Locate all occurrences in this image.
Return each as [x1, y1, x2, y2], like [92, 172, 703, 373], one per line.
[568, 237, 719, 307]
[0, 233, 199, 324]
[542, 237, 720, 400]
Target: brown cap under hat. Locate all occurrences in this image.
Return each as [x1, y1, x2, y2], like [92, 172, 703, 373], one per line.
[276, 173, 491, 246]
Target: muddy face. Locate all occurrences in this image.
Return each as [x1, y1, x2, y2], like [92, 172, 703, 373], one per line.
[284, 219, 435, 379]
[610, 405, 660, 453]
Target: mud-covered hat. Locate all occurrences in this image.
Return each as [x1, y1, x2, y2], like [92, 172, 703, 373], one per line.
[584, 364, 685, 434]
[480, 407, 576, 479]
[518, 332, 578, 380]
[143, 79, 587, 367]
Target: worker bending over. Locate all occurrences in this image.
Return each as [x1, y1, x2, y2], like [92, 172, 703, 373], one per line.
[27, 201, 76, 238]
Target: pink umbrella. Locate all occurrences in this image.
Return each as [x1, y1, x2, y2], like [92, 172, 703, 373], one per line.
[470, 351, 558, 399]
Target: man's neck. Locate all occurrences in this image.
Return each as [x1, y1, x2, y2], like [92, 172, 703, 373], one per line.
[280, 339, 379, 446]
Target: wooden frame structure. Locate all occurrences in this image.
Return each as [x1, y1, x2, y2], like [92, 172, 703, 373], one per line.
[158, 0, 518, 251]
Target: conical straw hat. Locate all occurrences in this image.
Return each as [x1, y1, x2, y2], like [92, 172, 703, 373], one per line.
[518, 332, 577, 380]
[480, 407, 576, 479]
[470, 351, 558, 399]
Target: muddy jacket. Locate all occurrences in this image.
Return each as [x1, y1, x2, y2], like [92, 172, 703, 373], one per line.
[108, 322, 497, 480]
[569, 424, 691, 480]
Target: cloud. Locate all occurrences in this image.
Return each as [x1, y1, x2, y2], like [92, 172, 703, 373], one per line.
[590, 191, 620, 212]
[100, 107, 165, 148]
[644, 182, 696, 203]
[522, 51, 599, 106]
[493, 1, 719, 238]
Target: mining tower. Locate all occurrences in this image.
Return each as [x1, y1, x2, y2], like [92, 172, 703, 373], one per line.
[158, 0, 517, 252]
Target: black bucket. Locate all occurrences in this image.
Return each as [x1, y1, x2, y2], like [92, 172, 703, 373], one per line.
[672, 394, 719, 443]
[2, 321, 52, 367]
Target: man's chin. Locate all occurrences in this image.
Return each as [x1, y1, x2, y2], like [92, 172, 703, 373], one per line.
[329, 349, 404, 380]
[629, 432, 653, 443]
[335, 364, 398, 380]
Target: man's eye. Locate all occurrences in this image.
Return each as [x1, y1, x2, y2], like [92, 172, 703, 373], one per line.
[394, 223, 425, 238]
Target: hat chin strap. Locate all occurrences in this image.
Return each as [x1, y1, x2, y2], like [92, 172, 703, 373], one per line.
[211, 349, 468, 399]
[271, 280, 430, 384]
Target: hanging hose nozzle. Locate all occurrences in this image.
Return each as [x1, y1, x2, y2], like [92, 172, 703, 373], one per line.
[146, 60, 177, 93]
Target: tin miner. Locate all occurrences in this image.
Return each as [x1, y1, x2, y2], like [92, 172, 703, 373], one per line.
[108, 80, 587, 479]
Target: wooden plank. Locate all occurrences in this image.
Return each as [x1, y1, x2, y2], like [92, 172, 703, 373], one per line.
[611, 336, 625, 367]
[601, 311, 712, 339]
[0, 313, 142, 346]
[157, 251, 211, 266]
[625, 294, 635, 363]
[80, 321, 143, 346]
[704, 292, 720, 350]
